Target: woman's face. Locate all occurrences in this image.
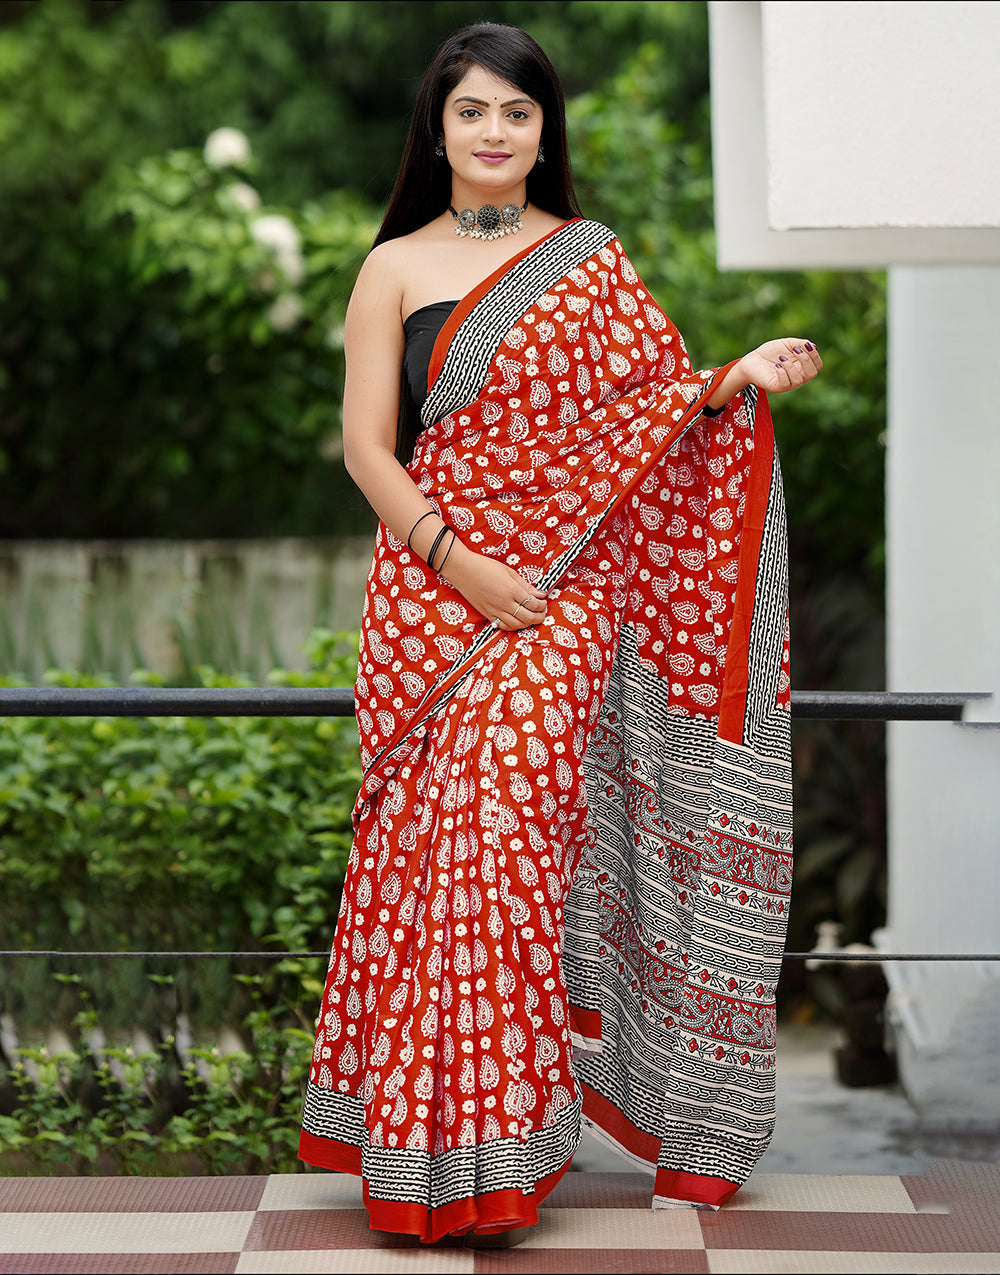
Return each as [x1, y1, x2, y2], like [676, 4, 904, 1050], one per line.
[441, 64, 543, 197]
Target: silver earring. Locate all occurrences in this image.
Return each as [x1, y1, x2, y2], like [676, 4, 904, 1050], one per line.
[536, 143, 545, 165]
[435, 138, 445, 158]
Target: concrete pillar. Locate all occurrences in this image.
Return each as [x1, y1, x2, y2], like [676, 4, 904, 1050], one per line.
[883, 266, 1000, 1118]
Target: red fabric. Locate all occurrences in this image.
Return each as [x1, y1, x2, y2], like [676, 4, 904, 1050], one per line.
[655, 1168, 741, 1209]
[579, 1082, 662, 1165]
[299, 1127, 361, 1177]
[299, 221, 792, 1235]
[299, 1129, 570, 1241]
[718, 391, 777, 744]
[363, 1162, 571, 1243]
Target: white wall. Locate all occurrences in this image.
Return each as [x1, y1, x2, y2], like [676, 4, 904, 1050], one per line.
[708, 0, 1000, 1119]
[0, 538, 373, 683]
[884, 266, 1000, 1116]
[762, 1, 1000, 230]
[709, 1, 1000, 268]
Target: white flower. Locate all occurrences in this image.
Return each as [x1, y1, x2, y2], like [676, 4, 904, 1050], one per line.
[252, 213, 300, 254]
[277, 247, 305, 285]
[266, 294, 303, 332]
[204, 127, 252, 169]
[251, 213, 305, 284]
[224, 181, 260, 212]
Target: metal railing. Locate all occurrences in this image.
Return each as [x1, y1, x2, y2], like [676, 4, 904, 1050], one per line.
[0, 686, 990, 720]
[1, 685, 996, 964]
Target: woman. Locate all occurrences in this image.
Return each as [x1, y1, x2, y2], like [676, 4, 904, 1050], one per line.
[299, 21, 820, 1244]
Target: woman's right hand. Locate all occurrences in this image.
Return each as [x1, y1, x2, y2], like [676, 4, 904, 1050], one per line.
[440, 539, 548, 631]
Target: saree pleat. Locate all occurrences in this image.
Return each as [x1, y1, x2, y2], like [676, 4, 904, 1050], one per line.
[299, 219, 792, 1235]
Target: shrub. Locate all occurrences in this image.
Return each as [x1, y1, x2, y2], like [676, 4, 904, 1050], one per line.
[0, 629, 361, 1039]
[0, 974, 316, 1177]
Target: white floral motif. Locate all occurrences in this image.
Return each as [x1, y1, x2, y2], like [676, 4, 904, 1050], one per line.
[529, 380, 552, 409]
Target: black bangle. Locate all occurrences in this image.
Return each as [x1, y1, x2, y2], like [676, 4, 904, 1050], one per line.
[701, 399, 726, 418]
[435, 529, 457, 575]
[426, 525, 450, 570]
[407, 510, 436, 550]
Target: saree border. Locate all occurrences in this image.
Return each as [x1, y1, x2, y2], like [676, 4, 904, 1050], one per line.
[425, 218, 581, 405]
[422, 218, 614, 428]
[717, 385, 788, 746]
[566, 384, 791, 1207]
[300, 1087, 580, 1241]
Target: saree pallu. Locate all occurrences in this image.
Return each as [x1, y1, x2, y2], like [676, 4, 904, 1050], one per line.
[299, 219, 793, 1238]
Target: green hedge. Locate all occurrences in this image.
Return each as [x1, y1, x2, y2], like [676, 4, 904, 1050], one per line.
[0, 629, 364, 1174]
[0, 975, 316, 1177]
[0, 629, 361, 1040]
[0, 629, 362, 1173]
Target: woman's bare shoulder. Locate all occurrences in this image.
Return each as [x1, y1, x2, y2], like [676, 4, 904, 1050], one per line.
[349, 239, 410, 321]
[353, 227, 446, 302]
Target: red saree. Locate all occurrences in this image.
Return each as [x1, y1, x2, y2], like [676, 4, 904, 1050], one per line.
[299, 219, 793, 1237]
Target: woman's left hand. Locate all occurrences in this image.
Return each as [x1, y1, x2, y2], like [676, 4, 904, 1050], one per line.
[738, 338, 823, 395]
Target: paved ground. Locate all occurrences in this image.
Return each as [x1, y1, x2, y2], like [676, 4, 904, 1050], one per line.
[3, 1023, 1000, 1274]
[2, 1162, 998, 1274]
[574, 1021, 1000, 1178]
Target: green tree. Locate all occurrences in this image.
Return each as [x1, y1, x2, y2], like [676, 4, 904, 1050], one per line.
[0, 0, 889, 980]
[0, 0, 719, 538]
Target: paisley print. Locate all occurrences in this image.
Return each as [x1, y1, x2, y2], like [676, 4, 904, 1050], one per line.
[299, 221, 792, 1236]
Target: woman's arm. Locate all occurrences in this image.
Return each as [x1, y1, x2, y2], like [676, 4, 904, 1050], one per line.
[341, 246, 547, 631]
[706, 338, 823, 409]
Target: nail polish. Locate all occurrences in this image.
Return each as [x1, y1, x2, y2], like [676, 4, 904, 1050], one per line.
[804, 342, 814, 351]
[792, 346, 803, 354]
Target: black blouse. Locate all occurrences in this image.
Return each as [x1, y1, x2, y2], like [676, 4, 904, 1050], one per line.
[402, 301, 458, 415]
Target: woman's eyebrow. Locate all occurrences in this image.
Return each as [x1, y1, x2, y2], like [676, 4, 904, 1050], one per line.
[452, 95, 535, 108]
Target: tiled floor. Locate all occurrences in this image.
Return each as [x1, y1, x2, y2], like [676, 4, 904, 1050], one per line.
[1, 1161, 998, 1274]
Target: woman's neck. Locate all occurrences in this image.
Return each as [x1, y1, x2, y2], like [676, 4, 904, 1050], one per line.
[450, 177, 528, 210]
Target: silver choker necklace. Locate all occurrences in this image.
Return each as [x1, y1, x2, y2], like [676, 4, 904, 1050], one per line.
[449, 199, 528, 241]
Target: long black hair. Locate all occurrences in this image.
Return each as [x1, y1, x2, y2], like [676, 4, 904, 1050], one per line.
[378, 23, 583, 461]
[375, 22, 582, 247]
